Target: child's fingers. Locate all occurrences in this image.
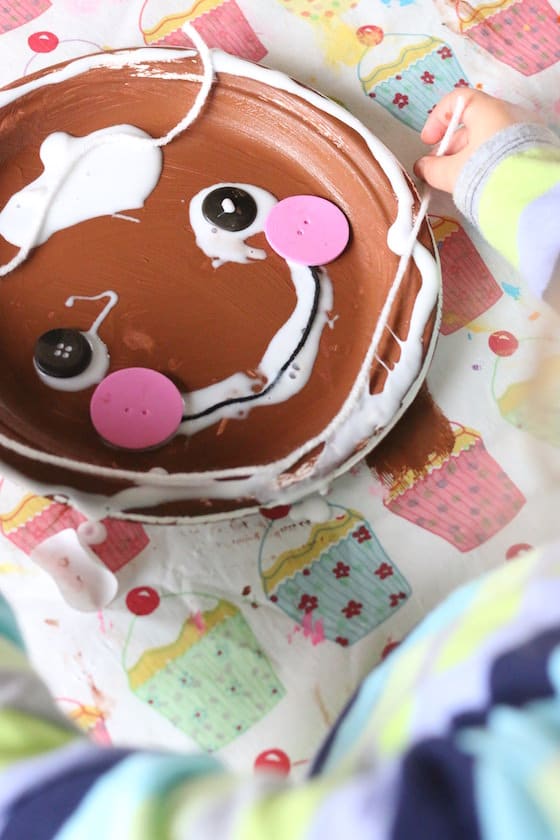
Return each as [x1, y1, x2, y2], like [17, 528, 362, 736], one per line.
[414, 150, 466, 193]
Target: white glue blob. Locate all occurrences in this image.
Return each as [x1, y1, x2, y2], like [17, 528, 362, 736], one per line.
[30, 528, 118, 611]
[76, 519, 108, 545]
[0, 125, 161, 248]
[289, 495, 332, 523]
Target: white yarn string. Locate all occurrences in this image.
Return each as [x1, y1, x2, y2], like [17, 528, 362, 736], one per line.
[385, 96, 465, 304]
[366, 94, 467, 362]
[0, 22, 214, 278]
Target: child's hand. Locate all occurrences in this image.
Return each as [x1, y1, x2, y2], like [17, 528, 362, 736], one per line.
[414, 89, 541, 194]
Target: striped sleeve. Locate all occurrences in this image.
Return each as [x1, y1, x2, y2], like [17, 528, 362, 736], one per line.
[2, 549, 560, 837]
[454, 122, 560, 303]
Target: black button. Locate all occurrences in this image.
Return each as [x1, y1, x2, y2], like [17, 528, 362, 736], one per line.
[34, 329, 93, 379]
[202, 186, 258, 232]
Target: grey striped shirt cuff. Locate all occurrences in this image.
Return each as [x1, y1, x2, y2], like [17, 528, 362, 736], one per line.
[453, 122, 560, 227]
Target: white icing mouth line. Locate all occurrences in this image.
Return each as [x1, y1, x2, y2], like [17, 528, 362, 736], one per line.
[182, 267, 321, 422]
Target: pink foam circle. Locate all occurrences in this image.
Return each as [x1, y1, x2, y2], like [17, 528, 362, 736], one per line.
[90, 368, 184, 450]
[264, 195, 349, 265]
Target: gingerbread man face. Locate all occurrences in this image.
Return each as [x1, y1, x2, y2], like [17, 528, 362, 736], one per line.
[0, 48, 439, 520]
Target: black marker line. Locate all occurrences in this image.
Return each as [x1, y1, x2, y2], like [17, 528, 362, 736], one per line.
[182, 266, 322, 421]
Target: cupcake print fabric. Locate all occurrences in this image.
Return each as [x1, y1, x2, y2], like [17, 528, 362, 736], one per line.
[0, 0, 559, 778]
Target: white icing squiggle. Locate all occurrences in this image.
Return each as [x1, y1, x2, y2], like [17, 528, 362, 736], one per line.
[71, 290, 118, 337]
[34, 291, 118, 392]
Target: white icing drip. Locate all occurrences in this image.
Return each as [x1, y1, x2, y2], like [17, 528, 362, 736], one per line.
[189, 182, 276, 267]
[130, 68, 204, 83]
[314, 240, 438, 476]
[289, 496, 332, 523]
[67, 290, 118, 337]
[112, 213, 141, 223]
[0, 40, 442, 520]
[0, 126, 161, 250]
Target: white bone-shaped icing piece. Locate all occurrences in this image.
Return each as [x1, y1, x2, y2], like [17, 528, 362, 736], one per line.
[30, 528, 118, 612]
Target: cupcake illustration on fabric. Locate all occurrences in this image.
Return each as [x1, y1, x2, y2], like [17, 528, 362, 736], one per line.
[139, 0, 267, 62]
[368, 386, 525, 551]
[258, 503, 411, 647]
[0, 0, 51, 34]
[489, 330, 560, 446]
[123, 587, 285, 752]
[435, 0, 560, 77]
[429, 214, 502, 334]
[0, 494, 149, 573]
[357, 25, 470, 132]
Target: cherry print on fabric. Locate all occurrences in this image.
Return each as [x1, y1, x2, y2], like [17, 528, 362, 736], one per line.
[28, 30, 59, 52]
[126, 586, 160, 616]
[254, 749, 291, 776]
[488, 330, 519, 357]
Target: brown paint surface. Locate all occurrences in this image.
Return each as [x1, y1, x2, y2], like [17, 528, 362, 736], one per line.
[367, 384, 455, 490]
[0, 52, 436, 516]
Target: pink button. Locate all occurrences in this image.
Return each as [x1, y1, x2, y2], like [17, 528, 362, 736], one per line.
[264, 195, 350, 266]
[90, 368, 184, 450]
